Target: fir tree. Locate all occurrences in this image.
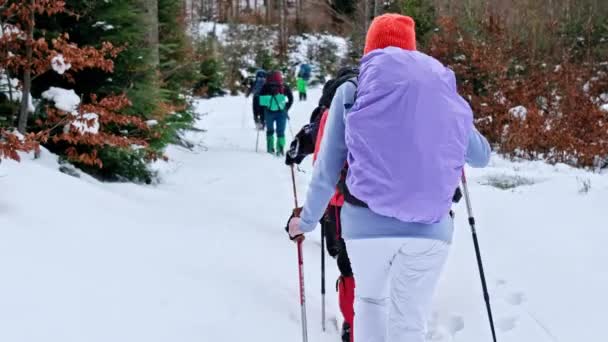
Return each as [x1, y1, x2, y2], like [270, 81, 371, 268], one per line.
[159, 0, 197, 101]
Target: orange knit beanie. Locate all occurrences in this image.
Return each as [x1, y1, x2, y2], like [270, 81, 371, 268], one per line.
[364, 14, 417, 55]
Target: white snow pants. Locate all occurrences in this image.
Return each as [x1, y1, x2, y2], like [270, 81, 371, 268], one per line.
[345, 238, 450, 342]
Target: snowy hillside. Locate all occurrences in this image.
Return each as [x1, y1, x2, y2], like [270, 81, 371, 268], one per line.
[198, 21, 348, 65]
[1, 88, 607, 342]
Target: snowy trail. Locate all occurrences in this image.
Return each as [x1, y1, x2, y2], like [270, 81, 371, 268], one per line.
[1, 88, 607, 342]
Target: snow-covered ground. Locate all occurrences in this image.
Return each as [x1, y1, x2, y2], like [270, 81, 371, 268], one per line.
[1, 88, 607, 342]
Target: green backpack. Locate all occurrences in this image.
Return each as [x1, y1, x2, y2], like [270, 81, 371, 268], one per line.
[259, 93, 287, 111]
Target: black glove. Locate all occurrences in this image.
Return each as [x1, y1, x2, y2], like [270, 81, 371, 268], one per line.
[452, 187, 463, 203]
[285, 123, 317, 166]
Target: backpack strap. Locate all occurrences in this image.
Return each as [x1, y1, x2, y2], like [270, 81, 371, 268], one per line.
[338, 166, 369, 208]
[337, 77, 367, 207]
[344, 78, 358, 110]
[271, 95, 280, 111]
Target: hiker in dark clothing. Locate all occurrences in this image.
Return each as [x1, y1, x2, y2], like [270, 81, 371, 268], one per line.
[258, 70, 294, 155]
[246, 69, 267, 130]
[285, 68, 359, 342]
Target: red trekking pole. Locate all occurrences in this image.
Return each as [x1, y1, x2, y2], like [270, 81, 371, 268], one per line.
[290, 165, 308, 342]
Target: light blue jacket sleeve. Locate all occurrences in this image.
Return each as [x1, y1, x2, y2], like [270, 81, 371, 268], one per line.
[299, 83, 356, 233]
[466, 126, 492, 168]
[299, 86, 492, 233]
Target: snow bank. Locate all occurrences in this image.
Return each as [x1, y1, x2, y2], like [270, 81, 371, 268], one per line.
[71, 113, 100, 134]
[42, 87, 80, 113]
[509, 105, 528, 119]
[51, 55, 72, 75]
[0, 23, 24, 39]
[92, 21, 115, 31]
[198, 21, 229, 40]
[0, 72, 35, 112]
[146, 120, 159, 127]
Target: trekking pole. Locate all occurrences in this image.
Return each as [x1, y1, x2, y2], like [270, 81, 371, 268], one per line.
[255, 129, 260, 153]
[288, 117, 295, 140]
[290, 165, 299, 208]
[321, 223, 326, 332]
[297, 239, 308, 342]
[297, 238, 308, 342]
[290, 165, 308, 342]
[461, 170, 498, 342]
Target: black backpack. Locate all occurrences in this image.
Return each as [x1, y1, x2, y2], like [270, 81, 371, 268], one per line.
[285, 67, 359, 166]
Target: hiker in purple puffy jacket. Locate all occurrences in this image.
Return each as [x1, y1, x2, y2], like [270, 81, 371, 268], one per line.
[287, 14, 491, 342]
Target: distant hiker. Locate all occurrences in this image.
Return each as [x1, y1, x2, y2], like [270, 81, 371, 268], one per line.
[259, 70, 294, 155]
[246, 69, 267, 130]
[286, 14, 491, 342]
[297, 78, 308, 101]
[286, 67, 359, 342]
[297, 64, 312, 101]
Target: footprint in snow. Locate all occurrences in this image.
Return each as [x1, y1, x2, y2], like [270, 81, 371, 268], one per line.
[498, 316, 519, 332]
[426, 313, 463, 341]
[505, 291, 526, 306]
[446, 315, 465, 335]
[426, 327, 451, 342]
[494, 279, 526, 306]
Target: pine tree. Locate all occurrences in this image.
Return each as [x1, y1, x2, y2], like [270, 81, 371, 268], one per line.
[34, 0, 158, 117]
[400, 0, 436, 48]
[159, 0, 197, 101]
[23, 1, 163, 181]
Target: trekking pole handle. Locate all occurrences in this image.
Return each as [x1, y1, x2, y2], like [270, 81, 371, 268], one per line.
[461, 170, 475, 226]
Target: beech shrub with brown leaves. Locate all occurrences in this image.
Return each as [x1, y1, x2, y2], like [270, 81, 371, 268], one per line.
[0, 0, 159, 176]
[427, 17, 608, 168]
[35, 94, 150, 169]
[0, 130, 39, 161]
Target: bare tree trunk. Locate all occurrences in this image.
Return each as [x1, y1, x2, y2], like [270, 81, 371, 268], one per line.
[279, 0, 285, 59]
[266, 0, 271, 23]
[18, 0, 35, 134]
[373, 0, 378, 18]
[200, 0, 207, 19]
[283, 0, 288, 45]
[364, 0, 370, 30]
[3, 69, 16, 126]
[217, 0, 221, 20]
[140, 0, 159, 68]
[295, 0, 300, 31]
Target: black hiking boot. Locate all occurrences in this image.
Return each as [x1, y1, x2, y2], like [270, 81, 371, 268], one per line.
[341, 322, 351, 342]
